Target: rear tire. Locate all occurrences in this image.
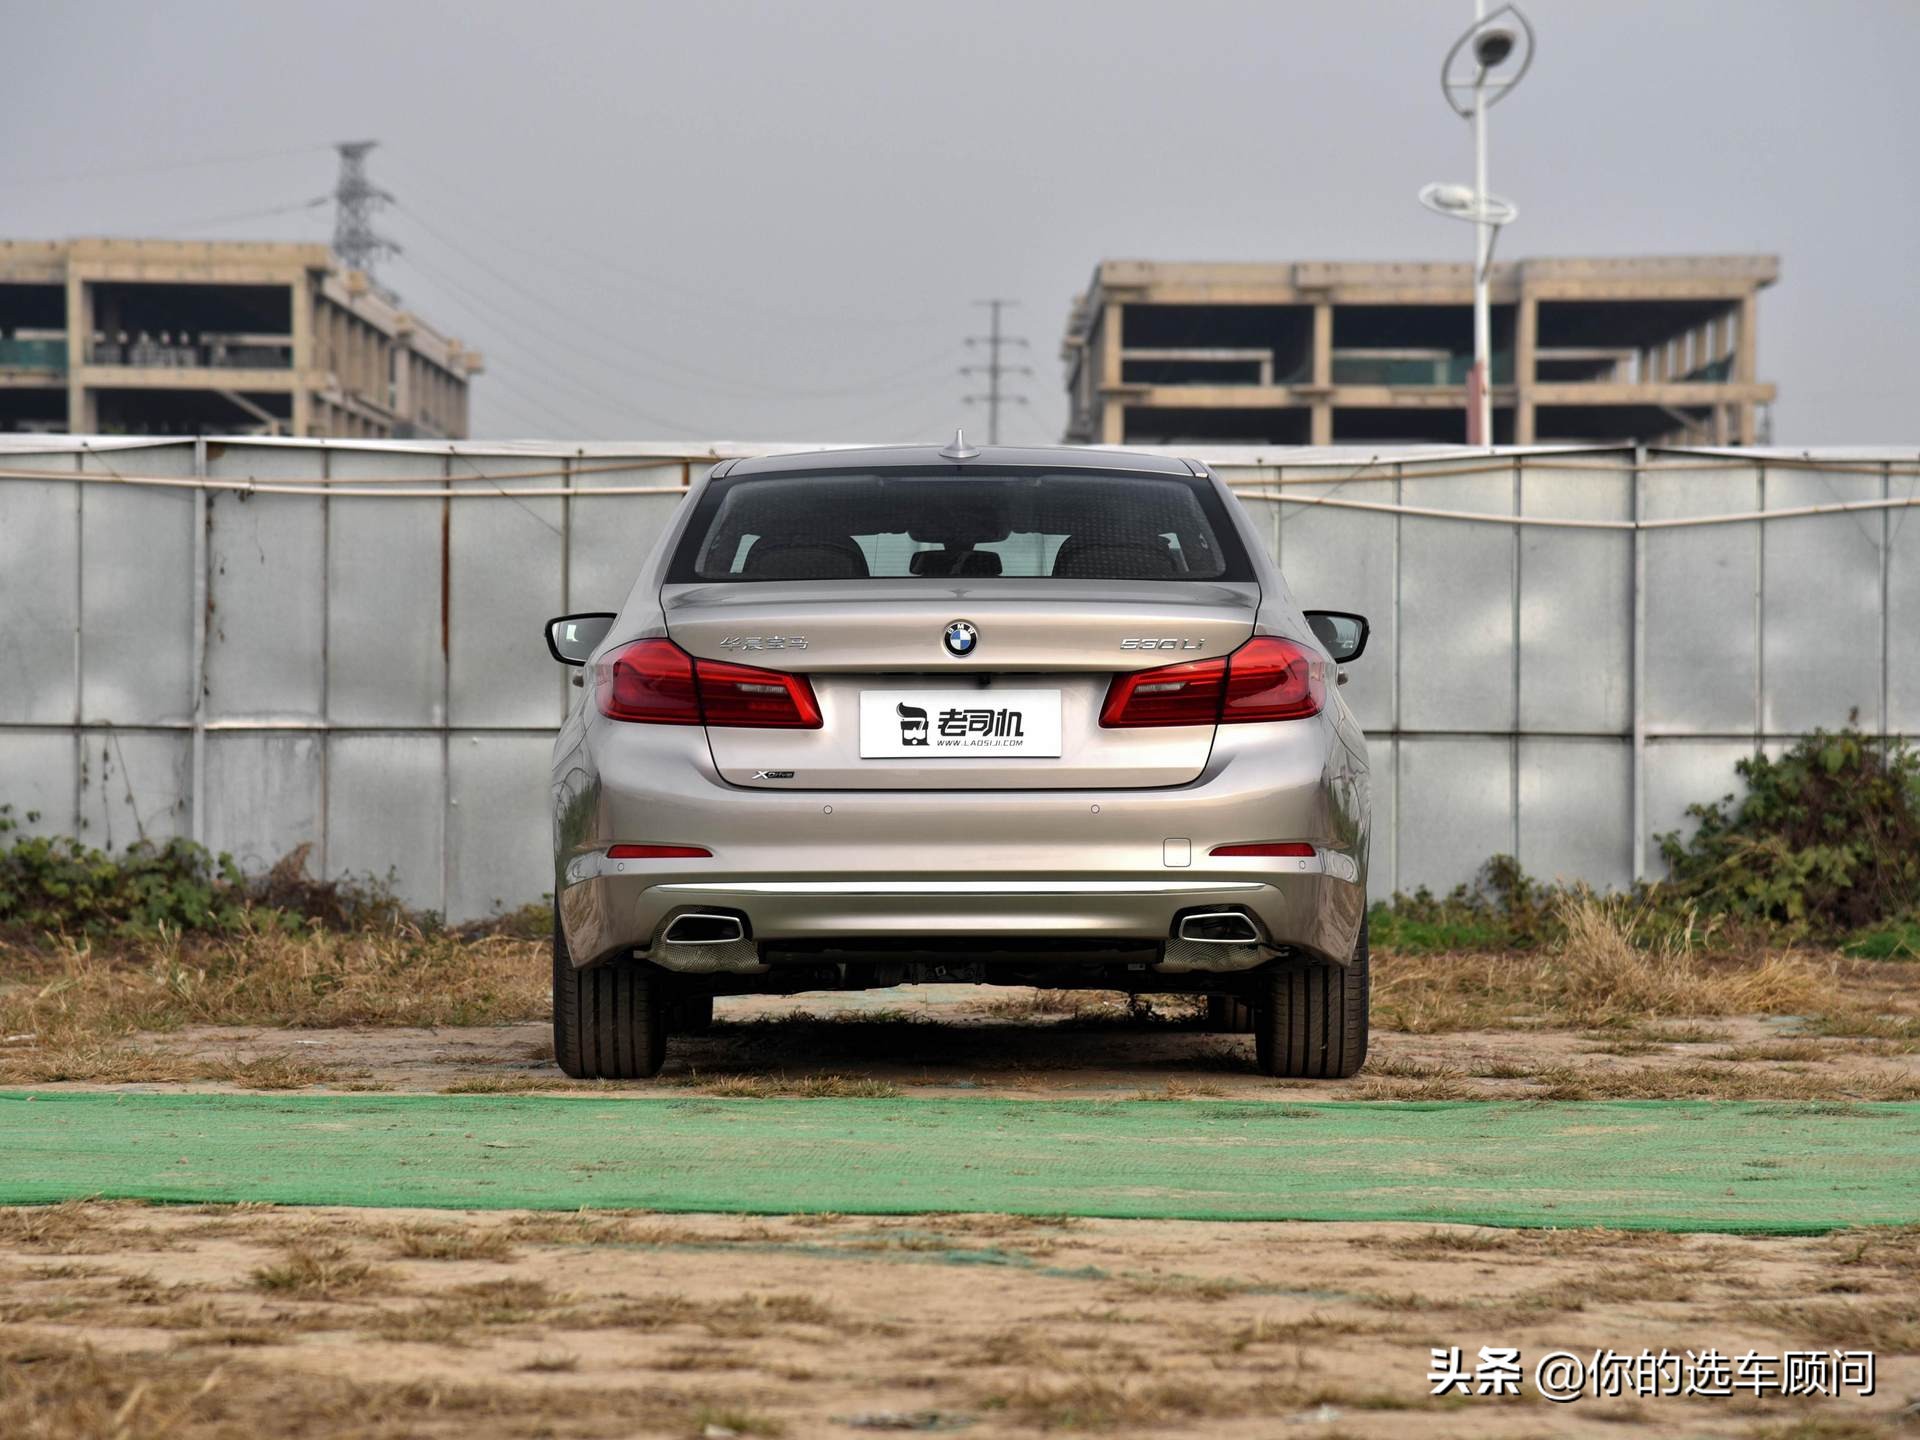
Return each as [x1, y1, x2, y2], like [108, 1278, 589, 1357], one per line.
[552, 915, 667, 1079]
[1205, 995, 1256, 1033]
[1253, 915, 1369, 1079]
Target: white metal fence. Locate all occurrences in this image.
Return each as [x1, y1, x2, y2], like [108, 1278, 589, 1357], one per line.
[1, 436, 1914, 920]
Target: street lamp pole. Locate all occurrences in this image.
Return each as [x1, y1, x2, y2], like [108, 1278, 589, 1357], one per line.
[1423, 2, 1533, 447]
[1470, 0, 1492, 445]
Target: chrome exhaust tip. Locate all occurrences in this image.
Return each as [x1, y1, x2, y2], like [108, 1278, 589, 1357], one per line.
[663, 912, 747, 945]
[1176, 911, 1263, 944]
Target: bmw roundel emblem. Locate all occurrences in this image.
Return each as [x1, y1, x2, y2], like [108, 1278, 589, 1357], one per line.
[943, 620, 978, 657]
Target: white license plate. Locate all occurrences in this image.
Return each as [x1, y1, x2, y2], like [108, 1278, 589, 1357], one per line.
[859, 690, 1063, 758]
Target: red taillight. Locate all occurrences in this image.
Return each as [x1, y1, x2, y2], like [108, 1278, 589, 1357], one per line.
[595, 639, 821, 728]
[1210, 842, 1316, 857]
[608, 843, 712, 859]
[1098, 654, 1226, 727]
[693, 653, 823, 728]
[1220, 636, 1325, 722]
[1100, 636, 1324, 728]
[596, 638, 702, 724]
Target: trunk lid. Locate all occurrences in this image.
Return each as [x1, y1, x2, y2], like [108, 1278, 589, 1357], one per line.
[662, 578, 1259, 789]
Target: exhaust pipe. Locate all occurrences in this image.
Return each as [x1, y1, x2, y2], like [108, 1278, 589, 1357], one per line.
[663, 912, 747, 945]
[1176, 911, 1263, 944]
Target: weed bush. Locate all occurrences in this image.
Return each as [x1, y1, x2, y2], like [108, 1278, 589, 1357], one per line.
[1372, 726, 1920, 951]
[0, 806, 248, 937]
[1657, 726, 1920, 936]
[0, 810, 444, 940]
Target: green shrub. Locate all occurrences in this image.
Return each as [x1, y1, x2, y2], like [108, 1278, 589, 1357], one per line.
[0, 811, 432, 940]
[0, 805, 247, 937]
[1372, 854, 1558, 952]
[1371, 726, 1920, 951]
[1657, 726, 1920, 937]
[1840, 918, 1920, 962]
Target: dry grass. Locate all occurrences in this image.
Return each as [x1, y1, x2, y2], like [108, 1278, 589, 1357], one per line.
[975, 991, 1207, 1025]
[0, 1043, 360, 1088]
[248, 1241, 395, 1300]
[1800, 1011, 1920, 1042]
[1352, 1064, 1478, 1100]
[0, 923, 547, 1063]
[1110, 1271, 1254, 1302]
[1706, 1040, 1835, 1064]
[0, 1329, 735, 1440]
[385, 1224, 518, 1263]
[1374, 895, 1860, 1035]
[977, 990, 1128, 1020]
[437, 1075, 614, 1094]
[1364, 1228, 1513, 1260]
[1515, 1251, 1731, 1310]
[1529, 1062, 1920, 1101]
[0, 1202, 127, 1255]
[690, 1407, 786, 1438]
[665, 1071, 902, 1098]
[1826, 1224, 1920, 1282]
[1126, 1079, 1227, 1101]
[1734, 1295, 1920, 1351]
[366, 1277, 558, 1342]
[975, 1369, 1421, 1430]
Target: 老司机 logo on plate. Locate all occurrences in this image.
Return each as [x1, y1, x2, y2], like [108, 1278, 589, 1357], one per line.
[862, 689, 1061, 758]
[896, 703, 931, 746]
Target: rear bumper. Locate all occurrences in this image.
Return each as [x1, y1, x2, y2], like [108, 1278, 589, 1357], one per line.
[558, 866, 1362, 976]
[554, 705, 1370, 978]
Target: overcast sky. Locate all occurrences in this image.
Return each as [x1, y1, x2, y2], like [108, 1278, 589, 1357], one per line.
[6, 0, 1915, 446]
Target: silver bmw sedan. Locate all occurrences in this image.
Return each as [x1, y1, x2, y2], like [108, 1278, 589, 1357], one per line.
[543, 441, 1371, 1079]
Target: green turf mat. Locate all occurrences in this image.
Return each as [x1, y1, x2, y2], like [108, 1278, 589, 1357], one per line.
[2, 1093, 1915, 1233]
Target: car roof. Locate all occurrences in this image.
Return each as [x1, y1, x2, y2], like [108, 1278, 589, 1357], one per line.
[714, 443, 1205, 479]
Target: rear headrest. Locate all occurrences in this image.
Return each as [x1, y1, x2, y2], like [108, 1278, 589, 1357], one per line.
[740, 536, 870, 579]
[909, 548, 1003, 578]
[1051, 534, 1176, 579]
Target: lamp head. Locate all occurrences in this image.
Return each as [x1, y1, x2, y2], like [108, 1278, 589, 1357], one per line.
[1474, 26, 1516, 69]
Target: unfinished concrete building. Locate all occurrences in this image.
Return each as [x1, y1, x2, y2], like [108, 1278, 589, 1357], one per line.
[1062, 256, 1776, 448]
[0, 239, 482, 438]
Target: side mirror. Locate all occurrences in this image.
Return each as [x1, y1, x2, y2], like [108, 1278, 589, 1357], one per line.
[545, 612, 617, 666]
[1304, 610, 1369, 664]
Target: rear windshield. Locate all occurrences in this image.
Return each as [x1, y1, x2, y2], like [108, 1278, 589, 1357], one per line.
[668, 470, 1251, 583]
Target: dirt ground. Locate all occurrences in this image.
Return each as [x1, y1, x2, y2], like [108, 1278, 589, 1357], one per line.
[4, 1200, 1918, 1439]
[6, 977, 1919, 1436]
[73, 980, 1920, 1101]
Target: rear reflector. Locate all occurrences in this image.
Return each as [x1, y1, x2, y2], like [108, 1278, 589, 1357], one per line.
[596, 638, 821, 728]
[1210, 842, 1316, 858]
[1101, 636, 1325, 728]
[607, 843, 712, 859]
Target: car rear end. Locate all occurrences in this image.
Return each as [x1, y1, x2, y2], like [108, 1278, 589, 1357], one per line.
[547, 446, 1371, 1077]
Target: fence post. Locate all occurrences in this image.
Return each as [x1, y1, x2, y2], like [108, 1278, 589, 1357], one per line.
[189, 436, 209, 847]
[1631, 443, 1647, 884]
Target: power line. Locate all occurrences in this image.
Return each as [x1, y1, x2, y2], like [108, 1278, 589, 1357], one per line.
[389, 199, 960, 404]
[391, 249, 705, 435]
[161, 194, 331, 236]
[473, 381, 586, 440]
[0, 142, 332, 193]
[380, 153, 956, 339]
[378, 257, 611, 437]
[962, 299, 1032, 444]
